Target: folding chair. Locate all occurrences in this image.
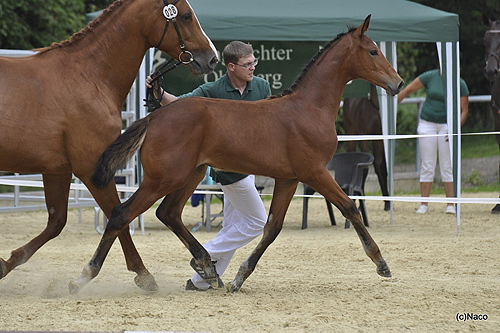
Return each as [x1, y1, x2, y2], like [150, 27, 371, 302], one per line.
[302, 152, 374, 229]
[191, 167, 224, 232]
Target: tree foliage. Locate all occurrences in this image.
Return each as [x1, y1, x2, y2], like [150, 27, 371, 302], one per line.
[84, 0, 114, 14]
[0, 0, 113, 50]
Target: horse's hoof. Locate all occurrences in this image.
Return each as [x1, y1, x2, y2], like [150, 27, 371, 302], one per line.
[134, 273, 158, 292]
[377, 264, 391, 278]
[0, 259, 6, 279]
[200, 276, 222, 289]
[225, 281, 241, 293]
[190, 258, 220, 288]
[384, 202, 391, 211]
[216, 276, 224, 288]
[207, 276, 224, 289]
[68, 281, 81, 295]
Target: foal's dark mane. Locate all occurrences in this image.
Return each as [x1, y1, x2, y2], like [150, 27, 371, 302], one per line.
[36, 0, 127, 54]
[270, 27, 356, 99]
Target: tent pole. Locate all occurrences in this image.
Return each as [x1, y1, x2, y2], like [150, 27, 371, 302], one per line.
[378, 42, 394, 224]
[439, 41, 461, 236]
[454, 42, 461, 236]
[389, 41, 398, 225]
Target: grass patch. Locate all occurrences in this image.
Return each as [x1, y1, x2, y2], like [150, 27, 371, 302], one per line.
[0, 185, 42, 193]
[461, 134, 499, 159]
[460, 182, 500, 193]
[367, 180, 499, 197]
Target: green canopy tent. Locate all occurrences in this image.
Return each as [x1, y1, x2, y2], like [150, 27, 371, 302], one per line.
[87, 0, 463, 231]
[87, 0, 458, 42]
[177, 0, 458, 42]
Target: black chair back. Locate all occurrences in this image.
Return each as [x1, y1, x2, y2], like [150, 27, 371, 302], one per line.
[302, 152, 374, 229]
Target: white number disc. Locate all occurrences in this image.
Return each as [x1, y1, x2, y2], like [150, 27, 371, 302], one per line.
[163, 4, 178, 19]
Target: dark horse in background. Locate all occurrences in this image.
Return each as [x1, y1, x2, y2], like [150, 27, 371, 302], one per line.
[343, 84, 391, 211]
[483, 15, 500, 214]
[0, 0, 218, 289]
[69, 16, 404, 294]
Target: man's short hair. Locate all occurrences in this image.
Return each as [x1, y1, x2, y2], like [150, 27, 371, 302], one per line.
[223, 41, 254, 66]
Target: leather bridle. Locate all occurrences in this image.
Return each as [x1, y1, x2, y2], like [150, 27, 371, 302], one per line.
[485, 30, 500, 74]
[146, 0, 194, 111]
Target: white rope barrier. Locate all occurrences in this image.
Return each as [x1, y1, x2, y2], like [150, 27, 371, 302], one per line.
[338, 131, 500, 141]
[0, 179, 497, 205]
[0, 179, 225, 197]
[296, 194, 499, 204]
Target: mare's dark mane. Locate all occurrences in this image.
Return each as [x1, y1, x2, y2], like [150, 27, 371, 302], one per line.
[36, 0, 126, 54]
[270, 27, 356, 99]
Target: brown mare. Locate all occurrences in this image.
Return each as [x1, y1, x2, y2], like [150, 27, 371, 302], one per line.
[71, 15, 404, 294]
[0, 0, 217, 290]
[483, 15, 500, 214]
[342, 83, 391, 211]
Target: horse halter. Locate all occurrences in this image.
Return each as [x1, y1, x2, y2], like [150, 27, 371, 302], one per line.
[146, 0, 194, 111]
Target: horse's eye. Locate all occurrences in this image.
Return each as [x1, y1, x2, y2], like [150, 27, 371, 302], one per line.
[369, 50, 378, 56]
[181, 12, 192, 22]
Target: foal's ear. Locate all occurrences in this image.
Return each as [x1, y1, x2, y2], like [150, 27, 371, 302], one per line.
[356, 14, 371, 37]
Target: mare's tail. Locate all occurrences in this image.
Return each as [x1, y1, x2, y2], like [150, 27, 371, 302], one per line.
[91, 117, 151, 189]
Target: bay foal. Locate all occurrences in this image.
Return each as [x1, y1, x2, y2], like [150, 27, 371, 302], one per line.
[72, 15, 403, 293]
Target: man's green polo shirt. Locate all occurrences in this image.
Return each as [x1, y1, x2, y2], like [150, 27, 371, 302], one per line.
[180, 73, 271, 185]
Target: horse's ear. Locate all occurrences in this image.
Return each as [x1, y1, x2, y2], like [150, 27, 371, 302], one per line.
[482, 14, 498, 26]
[482, 13, 491, 26]
[356, 15, 371, 37]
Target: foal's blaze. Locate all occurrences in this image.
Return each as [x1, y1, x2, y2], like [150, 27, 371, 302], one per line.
[75, 15, 402, 293]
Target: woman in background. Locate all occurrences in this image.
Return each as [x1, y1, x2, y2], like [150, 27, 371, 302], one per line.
[397, 69, 469, 215]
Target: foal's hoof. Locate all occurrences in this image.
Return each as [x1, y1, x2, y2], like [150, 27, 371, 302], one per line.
[384, 201, 391, 211]
[134, 272, 158, 292]
[377, 264, 392, 278]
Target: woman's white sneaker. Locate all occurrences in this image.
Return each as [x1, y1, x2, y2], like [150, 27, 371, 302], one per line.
[416, 205, 428, 214]
[445, 205, 456, 215]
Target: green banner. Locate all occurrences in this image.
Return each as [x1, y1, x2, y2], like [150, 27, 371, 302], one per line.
[156, 41, 370, 98]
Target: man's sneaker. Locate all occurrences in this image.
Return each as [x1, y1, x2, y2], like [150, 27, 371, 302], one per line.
[416, 205, 428, 214]
[185, 279, 210, 291]
[185, 276, 224, 291]
[445, 205, 456, 215]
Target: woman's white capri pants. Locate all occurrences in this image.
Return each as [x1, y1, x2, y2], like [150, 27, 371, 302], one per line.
[417, 119, 453, 183]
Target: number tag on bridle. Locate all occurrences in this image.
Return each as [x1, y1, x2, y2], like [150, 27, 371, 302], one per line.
[163, 4, 178, 19]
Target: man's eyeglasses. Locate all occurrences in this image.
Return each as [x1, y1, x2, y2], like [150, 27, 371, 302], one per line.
[233, 59, 258, 70]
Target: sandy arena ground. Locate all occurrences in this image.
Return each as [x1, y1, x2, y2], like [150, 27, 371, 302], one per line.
[0, 193, 498, 332]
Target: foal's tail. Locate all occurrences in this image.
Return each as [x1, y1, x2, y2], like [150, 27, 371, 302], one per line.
[91, 117, 151, 189]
